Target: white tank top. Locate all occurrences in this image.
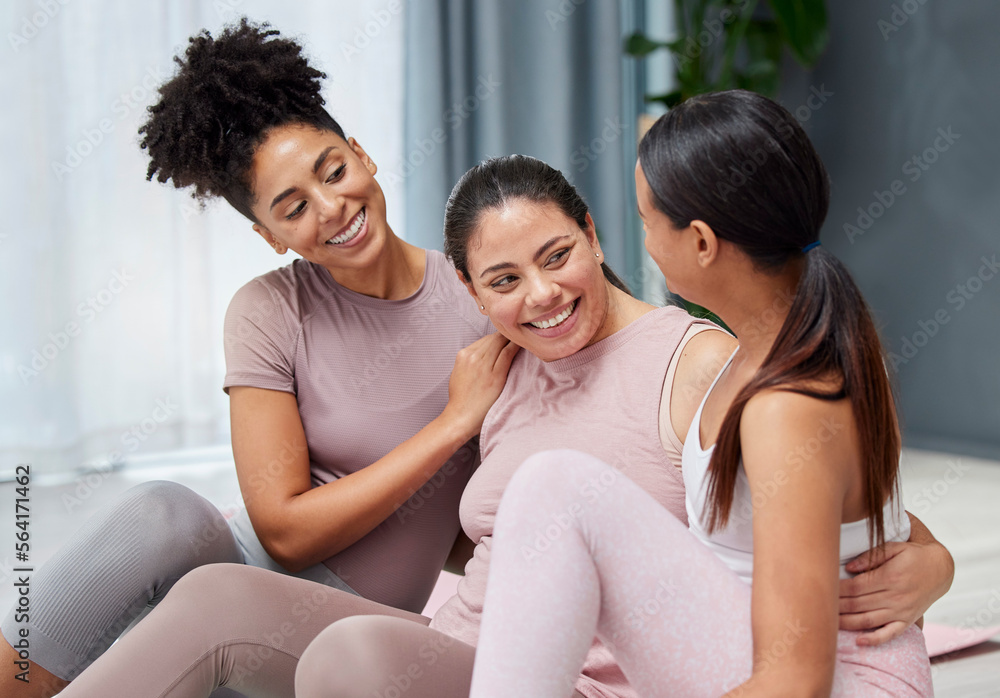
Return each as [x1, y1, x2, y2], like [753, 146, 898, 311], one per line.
[681, 350, 910, 585]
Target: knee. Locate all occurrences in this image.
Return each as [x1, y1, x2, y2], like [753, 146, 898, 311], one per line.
[295, 616, 415, 698]
[508, 449, 615, 506]
[124, 481, 240, 567]
[155, 563, 250, 619]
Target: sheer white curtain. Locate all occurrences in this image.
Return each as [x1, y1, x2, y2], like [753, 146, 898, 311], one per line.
[0, 0, 405, 477]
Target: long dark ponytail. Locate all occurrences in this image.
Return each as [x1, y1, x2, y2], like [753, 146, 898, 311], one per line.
[639, 90, 899, 548]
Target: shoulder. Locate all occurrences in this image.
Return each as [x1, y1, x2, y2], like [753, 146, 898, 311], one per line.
[740, 388, 856, 486]
[741, 378, 850, 432]
[224, 260, 328, 341]
[426, 249, 493, 336]
[227, 260, 325, 314]
[664, 327, 735, 446]
[674, 327, 737, 384]
[668, 326, 736, 407]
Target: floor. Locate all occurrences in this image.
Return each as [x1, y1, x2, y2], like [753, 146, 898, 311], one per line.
[897, 450, 1000, 696]
[1, 446, 998, 695]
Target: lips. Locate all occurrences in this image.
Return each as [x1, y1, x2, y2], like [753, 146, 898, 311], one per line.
[326, 208, 366, 245]
[526, 299, 577, 329]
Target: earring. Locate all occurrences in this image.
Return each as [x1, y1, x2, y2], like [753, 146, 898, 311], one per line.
[480, 305, 485, 310]
[595, 252, 601, 258]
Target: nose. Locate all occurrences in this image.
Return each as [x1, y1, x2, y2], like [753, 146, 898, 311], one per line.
[314, 187, 345, 225]
[524, 271, 561, 309]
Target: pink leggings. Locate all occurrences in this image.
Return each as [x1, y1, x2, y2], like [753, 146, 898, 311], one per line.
[293, 617, 587, 698]
[56, 564, 587, 697]
[469, 450, 934, 698]
[56, 564, 428, 697]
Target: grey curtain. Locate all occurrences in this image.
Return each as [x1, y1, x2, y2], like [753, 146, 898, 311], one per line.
[402, 0, 633, 276]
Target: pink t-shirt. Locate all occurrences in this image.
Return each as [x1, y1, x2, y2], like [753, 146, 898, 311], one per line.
[222, 250, 491, 613]
[430, 306, 698, 698]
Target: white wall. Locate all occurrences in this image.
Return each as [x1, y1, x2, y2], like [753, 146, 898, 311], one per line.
[0, 0, 406, 476]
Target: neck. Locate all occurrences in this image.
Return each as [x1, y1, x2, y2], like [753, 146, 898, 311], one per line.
[325, 230, 426, 300]
[712, 261, 803, 367]
[587, 283, 656, 347]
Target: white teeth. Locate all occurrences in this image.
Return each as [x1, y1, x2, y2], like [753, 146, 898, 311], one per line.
[529, 300, 576, 329]
[326, 209, 366, 245]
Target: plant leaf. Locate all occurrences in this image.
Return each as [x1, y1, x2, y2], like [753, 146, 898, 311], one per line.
[766, 0, 829, 65]
[743, 20, 782, 95]
[646, 90, 684, 109]
[624, 32, 670, 57]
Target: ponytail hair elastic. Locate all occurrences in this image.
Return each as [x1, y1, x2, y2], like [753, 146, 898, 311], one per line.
[802, 241, 822, 253]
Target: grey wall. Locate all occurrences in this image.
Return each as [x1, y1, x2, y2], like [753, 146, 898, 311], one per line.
[782, 1, 1000, 459]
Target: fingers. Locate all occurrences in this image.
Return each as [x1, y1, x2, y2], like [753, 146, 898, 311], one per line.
[854, 621, 909, 647]
[839, 588, 893, 614]
[839, 608, 893, 631]
[456, 333, 507, 367]
[844, 541, 906, 573]
[493, 337, 520, 371]
[839, 569, 891, 599]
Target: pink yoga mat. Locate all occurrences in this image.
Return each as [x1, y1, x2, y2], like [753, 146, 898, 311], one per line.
[922, 622, 1000, 657]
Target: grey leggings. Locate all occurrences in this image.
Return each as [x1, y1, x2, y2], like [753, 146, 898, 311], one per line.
[0, 480, 354, 684]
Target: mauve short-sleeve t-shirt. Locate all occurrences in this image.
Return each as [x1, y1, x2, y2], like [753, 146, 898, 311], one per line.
[222, 250, 491, 613]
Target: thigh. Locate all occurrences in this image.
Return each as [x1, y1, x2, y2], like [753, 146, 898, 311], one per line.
[480, 451, 757, 697]
[833, 625, 933, 697]
[59, 564, 429, 698]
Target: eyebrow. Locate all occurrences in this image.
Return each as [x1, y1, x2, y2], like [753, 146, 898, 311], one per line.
[313, 146, 337, 174]
[478, 235, 571, 279]
[268, 146, 341, 211]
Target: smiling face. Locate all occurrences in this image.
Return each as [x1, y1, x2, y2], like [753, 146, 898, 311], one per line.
[462, 199, 615, 362]
[249, 123, 389, 273]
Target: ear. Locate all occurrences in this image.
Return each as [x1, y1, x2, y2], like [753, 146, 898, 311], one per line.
[348, 137, 377, 176]
[688, 220, 719, 268]
[583, 212, 603, 259]
[456, 268, 488, 315]
[253, 223, 287, 255]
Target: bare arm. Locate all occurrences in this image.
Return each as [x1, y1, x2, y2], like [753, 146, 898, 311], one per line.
[724, 392, 857, 698]
[233, 333, 518, 572]
[839, 511, 954, 645]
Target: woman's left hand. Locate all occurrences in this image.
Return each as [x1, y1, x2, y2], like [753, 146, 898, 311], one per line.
[838, 513, 954, 646]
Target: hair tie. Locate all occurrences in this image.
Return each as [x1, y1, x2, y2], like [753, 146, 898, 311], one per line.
[802, 241, 821, 253]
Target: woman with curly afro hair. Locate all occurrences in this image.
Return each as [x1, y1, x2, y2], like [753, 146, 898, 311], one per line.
[0, 18, 516, 697]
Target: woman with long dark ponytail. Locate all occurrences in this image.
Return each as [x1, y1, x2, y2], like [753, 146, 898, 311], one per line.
[469, 90, 936, 696]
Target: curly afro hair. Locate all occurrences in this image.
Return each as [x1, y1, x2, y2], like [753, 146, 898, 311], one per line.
[139, 18, 346, 222]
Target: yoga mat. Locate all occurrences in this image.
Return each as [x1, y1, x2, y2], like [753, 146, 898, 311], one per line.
[923, 622, 1000, 657]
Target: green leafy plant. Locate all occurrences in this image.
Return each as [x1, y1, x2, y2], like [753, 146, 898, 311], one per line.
[626, 0, 828, 325]
[625, 0, 829, 107]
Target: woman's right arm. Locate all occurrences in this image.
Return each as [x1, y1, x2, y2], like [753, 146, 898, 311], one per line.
[232, 332, 518, 572]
